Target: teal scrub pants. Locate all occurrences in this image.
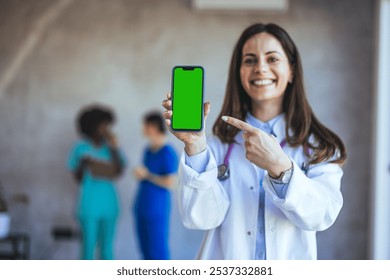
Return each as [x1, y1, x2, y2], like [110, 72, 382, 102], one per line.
[79, 217, 117, 260]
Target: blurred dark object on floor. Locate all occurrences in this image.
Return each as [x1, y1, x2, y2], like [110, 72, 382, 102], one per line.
[51, 226, 80, 241]
[0, 233, 30, 259]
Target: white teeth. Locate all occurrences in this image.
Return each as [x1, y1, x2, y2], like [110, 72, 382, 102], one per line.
[252, 79, 274, 86]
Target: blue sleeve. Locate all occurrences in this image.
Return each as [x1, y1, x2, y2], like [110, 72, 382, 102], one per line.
[270, 181, 289, 199]
[184, 148, 209, 173]
[161, 146, 178, 175]
[67, 143, 84, 171]
[142, 147, 148, 167]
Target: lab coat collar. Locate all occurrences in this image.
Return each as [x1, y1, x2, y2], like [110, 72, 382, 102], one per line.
[235, 113, 287, 145]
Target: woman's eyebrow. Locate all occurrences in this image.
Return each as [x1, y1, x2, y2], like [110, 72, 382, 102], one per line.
[265, 50, 282, 55]
[243, 53, 257, 57]
[243, 51, 282, 56]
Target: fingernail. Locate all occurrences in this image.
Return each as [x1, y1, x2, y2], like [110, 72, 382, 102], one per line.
[221, 116, 228, 122]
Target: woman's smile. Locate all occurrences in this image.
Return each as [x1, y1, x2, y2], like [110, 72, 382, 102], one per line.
[250, 78, 276, 87]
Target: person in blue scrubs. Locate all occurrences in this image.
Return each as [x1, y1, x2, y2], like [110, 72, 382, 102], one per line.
[67, 105, 126, 260]
[133, 111, 178, 260]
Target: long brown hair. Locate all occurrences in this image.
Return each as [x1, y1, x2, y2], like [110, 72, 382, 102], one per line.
[212, 23, 346, 165]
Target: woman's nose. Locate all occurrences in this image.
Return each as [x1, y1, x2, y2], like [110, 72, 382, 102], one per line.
[254, 60, 269, 73]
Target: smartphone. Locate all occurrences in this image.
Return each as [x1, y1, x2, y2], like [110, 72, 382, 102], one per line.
[171, 66, 204, 131]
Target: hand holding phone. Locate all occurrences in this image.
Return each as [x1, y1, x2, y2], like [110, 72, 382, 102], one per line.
[162, 66, 210, 155]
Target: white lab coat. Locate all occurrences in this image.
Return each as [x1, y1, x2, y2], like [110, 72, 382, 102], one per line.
[177, 116, 343, 260]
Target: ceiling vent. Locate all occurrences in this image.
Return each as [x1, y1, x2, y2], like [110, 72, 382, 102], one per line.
[192, 0, 289, 12]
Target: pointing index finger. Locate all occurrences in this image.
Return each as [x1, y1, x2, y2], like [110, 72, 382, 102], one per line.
[222, 116, 257, 133]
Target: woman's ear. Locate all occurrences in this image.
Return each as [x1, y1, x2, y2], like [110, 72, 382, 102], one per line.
[288, 66, 294, 83]
[288, 74, 294, 83]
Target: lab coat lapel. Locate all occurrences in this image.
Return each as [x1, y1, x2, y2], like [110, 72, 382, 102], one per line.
[271, 116, 287, 145]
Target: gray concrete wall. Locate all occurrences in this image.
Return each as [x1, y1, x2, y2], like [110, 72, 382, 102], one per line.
[0, 0, 373, 259]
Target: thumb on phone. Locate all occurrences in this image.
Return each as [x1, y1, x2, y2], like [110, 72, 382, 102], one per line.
[204, 102, 211, 119]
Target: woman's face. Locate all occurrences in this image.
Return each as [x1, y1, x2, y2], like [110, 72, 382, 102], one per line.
[240, 32, 293, 105]
[143, 123, 159, 140]
[97, 122, 112, 139]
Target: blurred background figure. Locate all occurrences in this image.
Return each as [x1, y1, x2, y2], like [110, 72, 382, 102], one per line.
[67, 105, 126, 260]
[133, 111, 178, 260]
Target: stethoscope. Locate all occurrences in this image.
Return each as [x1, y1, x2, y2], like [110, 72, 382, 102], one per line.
[217, 143, 234, 181]
[217, 137, 309, 181]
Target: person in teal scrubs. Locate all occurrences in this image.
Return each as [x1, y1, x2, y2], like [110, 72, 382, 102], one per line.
[67, 105, 126, 260]
[133, 111, 178, 260]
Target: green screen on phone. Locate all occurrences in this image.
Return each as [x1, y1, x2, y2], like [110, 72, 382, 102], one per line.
[171, 66, 204, 131]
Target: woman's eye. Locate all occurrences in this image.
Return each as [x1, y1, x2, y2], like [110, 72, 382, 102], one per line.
[243, 58, 256, 65]
[268, 57, 279, 63]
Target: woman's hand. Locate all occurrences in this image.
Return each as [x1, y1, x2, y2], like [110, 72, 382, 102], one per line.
[162, 92, 211, 156]
[106, 131, 119, 148]
[133, 166, 150, 180]
[222, 116, 292, 177]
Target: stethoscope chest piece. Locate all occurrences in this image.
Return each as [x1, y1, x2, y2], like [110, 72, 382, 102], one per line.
[217, 164, 230, 181]
[218, 143, 234, 181]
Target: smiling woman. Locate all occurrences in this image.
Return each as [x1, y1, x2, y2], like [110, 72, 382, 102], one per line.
[162, 23, 347, 260]
[240, 33, 293, 105]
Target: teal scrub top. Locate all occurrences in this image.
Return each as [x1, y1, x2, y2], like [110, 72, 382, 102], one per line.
[67, 139, 126, 219]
